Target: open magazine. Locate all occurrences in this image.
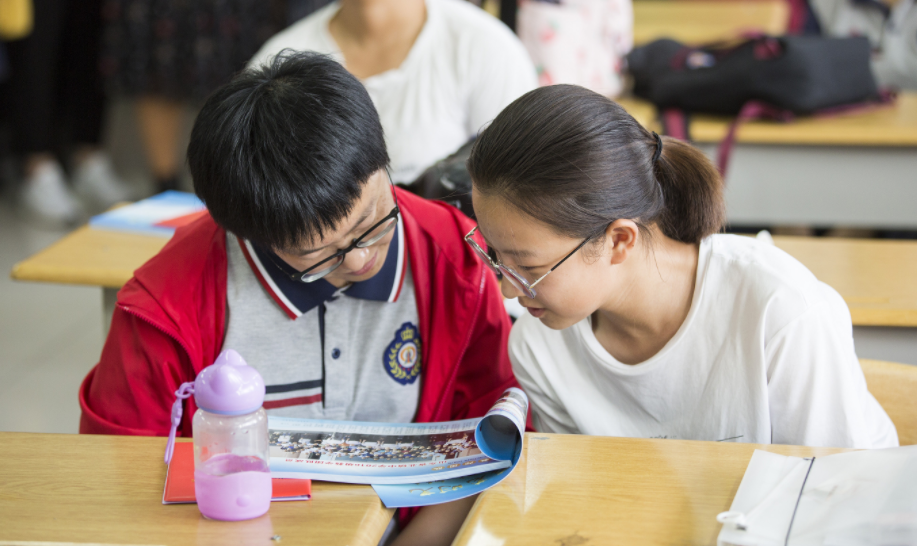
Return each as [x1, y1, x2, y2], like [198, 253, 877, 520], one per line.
[268, 388, 528, 507]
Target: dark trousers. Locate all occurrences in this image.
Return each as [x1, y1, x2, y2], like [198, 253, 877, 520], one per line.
[1, 0, 106, 155]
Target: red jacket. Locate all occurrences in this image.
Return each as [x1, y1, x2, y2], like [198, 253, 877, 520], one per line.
[79, 188, 517, 436]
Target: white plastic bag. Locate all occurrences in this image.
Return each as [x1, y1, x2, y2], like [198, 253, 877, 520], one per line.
[719, 447, 917, 546]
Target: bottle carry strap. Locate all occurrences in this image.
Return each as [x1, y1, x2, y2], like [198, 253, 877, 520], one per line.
[164, 382, 195, 464]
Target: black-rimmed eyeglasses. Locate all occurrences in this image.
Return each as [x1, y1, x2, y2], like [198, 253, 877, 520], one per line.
[264, 179, 400, 283]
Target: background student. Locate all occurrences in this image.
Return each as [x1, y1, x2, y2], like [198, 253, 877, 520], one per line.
[466, 84, 897, 449]
[100, 0, 285, 193]
[2, 0, 132, 224]
[249, 0, 537, 185]
[809, 0, 917, 90]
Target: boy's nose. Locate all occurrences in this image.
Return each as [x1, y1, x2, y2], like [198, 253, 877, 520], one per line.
[342, 247, 372, 273]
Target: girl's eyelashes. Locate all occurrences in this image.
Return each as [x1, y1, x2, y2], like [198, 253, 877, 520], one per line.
[486, 246, 541, 272]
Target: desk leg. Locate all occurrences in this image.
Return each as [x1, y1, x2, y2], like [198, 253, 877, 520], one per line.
[102, 287, 118, 339]
[853, 326, 917, 366]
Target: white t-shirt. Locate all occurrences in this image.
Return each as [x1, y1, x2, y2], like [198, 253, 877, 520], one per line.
[250, 0, 538, 183]
[510, 234, 898, 449]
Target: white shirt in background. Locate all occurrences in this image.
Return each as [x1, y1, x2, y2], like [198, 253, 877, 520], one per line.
[250, 0, 538, 184]
[809, 0, 917, 90]
[510, 234, 898, 449]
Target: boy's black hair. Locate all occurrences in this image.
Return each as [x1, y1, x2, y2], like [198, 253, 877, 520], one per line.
[188, 50, 389, 251]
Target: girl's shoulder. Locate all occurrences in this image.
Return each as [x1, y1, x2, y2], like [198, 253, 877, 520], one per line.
[702, 234, 848, 337]
[704, 234, 823, 292]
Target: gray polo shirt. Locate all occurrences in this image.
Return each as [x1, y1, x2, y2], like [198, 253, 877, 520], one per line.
[222, 216, 421, 422]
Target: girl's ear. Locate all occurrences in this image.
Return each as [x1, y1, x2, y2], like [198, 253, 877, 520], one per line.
[605, 219, 640, 266]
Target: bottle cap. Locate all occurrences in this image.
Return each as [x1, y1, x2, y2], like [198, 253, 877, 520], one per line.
[193, 349, 265, 415]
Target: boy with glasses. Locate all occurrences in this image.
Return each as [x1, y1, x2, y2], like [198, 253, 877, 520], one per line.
[79, 52, 515, 477]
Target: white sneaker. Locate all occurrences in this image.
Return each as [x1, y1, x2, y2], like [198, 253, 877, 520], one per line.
[72, 152, 133, 210]
[20, 160, 83, 226]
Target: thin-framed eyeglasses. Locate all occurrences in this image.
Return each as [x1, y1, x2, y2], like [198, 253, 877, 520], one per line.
[464, 226, 595, 298]
[264, 174, 400, 283]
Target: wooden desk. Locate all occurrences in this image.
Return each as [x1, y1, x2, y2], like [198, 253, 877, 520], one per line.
[687, 93, 917, 147]
[0, 432, 393, 546]
[10, 225, 169, 333]
[10, 224, 167, 288]
[773, 236, 917, 328]
[633, 0, 789, 46]
[454, 433, 846, 546]
[617, 95, 917, 229]
[774, 236, 917, 366]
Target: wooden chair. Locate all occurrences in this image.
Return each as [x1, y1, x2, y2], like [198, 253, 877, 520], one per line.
[860, 359, 917, 446]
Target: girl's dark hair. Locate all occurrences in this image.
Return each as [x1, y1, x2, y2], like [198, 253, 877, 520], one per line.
[468, 85, 725, 244]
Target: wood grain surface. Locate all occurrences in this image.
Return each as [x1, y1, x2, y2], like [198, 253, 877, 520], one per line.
[634, 0, 789, 45]
[773, 236, 917, 327]
[454, 433, 847, 546]
[860, 359, 917, 446]
[10, 226, 167, 288]
[618, 94, 917, 147]
[0, 433, 393, 546]
[687, 94, 917, 146]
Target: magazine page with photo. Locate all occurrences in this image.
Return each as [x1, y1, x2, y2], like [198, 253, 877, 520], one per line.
[372, 387, 529, 507]
[266, 388, 528, 504]
[268, 419, 505, 483]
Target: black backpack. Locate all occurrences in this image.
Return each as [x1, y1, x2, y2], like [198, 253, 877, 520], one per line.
[626, 35, 889, 174]
[627, 35, 880, 116]
[405, 139, 476, 220]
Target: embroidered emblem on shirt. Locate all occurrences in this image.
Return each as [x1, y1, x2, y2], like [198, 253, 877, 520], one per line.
[384, 322, 422, 385]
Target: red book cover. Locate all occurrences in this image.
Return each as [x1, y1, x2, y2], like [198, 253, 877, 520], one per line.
[153, 209, 209, 229]
[163, 443, 311, 504]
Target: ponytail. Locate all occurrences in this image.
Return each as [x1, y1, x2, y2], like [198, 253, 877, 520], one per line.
[653, 136, 726, 244]
[469, 85, 726, 245]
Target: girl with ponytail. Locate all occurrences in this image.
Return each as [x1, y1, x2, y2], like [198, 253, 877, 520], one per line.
[467, 85, 896, 448]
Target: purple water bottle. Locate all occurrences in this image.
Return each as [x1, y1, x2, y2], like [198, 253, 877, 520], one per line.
[164, 349, 272, 521]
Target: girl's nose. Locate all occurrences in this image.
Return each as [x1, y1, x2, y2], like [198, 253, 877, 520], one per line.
[500, 277, 525, 299]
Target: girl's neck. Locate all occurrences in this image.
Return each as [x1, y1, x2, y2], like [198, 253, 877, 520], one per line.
[592, 234, 700, 365]
[330, 0, 426, 78]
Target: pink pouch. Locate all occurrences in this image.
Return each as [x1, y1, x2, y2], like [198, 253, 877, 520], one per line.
[517, 0, 633, 97]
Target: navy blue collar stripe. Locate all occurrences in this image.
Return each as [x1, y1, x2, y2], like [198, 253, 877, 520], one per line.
[239, 216, 406, 319]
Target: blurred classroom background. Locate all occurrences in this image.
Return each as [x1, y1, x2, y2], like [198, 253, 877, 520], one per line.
[2, 0, 915, 434]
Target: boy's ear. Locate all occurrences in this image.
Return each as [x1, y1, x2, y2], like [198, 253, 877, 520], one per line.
[605, 219, 640, 265]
